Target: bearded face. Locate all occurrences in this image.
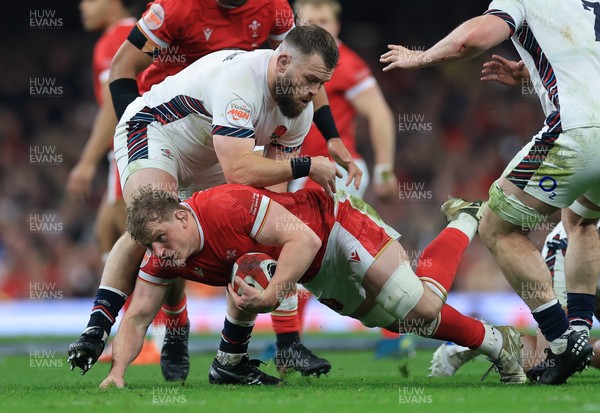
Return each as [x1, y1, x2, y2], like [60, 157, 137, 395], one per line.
[273, 72, 313, 119]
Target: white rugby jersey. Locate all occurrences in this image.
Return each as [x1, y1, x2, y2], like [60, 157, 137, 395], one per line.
[122, 49, 312, 156]
[486, 0, 600, 132]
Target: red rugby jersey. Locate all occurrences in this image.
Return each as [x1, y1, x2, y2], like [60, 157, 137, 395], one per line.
[139, 184, 334, 287]
[136, 0, 294, 93]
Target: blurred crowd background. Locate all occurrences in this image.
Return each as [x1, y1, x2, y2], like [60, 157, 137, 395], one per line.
[0, 0, 553, 300]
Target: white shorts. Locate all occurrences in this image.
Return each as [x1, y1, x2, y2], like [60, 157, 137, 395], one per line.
[289, 158, 370, 198]
[503, 126, 600, 209]
[114, 106, 226, 200]
[302, 192, 423, 328]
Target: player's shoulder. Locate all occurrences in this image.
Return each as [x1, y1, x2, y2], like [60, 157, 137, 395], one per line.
[337, 42, 370, 72]
[141, 0, 199, 29]
[207, 49, 272, 95]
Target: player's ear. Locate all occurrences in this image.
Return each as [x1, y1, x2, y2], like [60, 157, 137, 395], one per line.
[174, 209, 188, 225]
[276, 53, 292, 74]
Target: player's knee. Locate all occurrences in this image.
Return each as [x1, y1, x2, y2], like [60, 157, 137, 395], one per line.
[563, 204, 600, 232]
[485, 180, 546, 233]
[375, 262, 424, 321]
[407, 290, 440, 325]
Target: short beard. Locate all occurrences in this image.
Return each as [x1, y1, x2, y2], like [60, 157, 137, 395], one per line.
[274, 74, 306, 118]
[275, 94, 305, 118]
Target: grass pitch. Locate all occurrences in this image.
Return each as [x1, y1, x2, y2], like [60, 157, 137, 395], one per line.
[1, 339, 600, 413]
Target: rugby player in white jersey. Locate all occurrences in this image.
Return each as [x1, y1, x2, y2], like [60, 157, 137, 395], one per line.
[68, 24, 341, 382]
[380, 0, 600, 384]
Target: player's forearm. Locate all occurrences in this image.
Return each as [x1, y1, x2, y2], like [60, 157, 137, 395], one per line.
[312, 87, 329, 112]
[110, 317, 149, 376]
[265, 237, 321, 307]
[368, 107, 396, 168]
[223, 152, 294, 187]
[109, 41, 151, 82]
[421, 16, 509, 67]
[109, 41, 151, 119]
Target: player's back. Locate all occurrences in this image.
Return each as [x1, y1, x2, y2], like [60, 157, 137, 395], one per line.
[498, 0, 600, 130]
[139, 49, 270, 109]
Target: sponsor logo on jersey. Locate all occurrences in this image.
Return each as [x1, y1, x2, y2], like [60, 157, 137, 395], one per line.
[143, 4, 164, 31]
[203, 27, 213, 41]
[225, 99, 252, 127]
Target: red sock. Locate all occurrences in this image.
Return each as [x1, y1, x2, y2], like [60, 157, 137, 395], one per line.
[416, 228, 469, 300]
[161, 294, 188, 328]
[381, 329, 400, 339]
[297, 289, 311, 331]
[431, 304, 485, 349]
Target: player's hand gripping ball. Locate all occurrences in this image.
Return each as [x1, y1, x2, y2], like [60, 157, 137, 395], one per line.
[231, 252, 276, 295]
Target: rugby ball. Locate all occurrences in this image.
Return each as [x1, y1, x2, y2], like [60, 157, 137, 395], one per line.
[231, 252, 277, 295]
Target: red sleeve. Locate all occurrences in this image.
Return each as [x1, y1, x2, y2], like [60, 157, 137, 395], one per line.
[337, 46, 374, 97]
[137, 0, 187, 49]
[270, 0, 295, 41]
[138, 250, 177, 286]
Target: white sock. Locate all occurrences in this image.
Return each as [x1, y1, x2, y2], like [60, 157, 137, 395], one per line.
[549, 327, 573, 355]
[216, 350, 245, 366]
[476, 324, 503, 361]
[571, 324, 590, 336]
[447, 213, 478, 241]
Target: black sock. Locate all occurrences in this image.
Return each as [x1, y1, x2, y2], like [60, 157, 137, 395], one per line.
[276, 332, 300, 348]
[567, 292, 596, 330]
[86, 287, 127, 335]
[532, 299, 570, 341]
[219, 318, 253, 354]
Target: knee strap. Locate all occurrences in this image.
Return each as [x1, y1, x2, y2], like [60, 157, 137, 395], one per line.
[488, 181, 547, 229]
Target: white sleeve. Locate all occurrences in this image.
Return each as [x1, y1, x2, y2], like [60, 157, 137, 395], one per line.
[485, 0, 526, 35]
[209, 75, 257, 139]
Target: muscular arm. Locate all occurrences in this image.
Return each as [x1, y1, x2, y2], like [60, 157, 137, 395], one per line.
[229, 200, 322, 311]
[108, 39, 153, 118]
[263, 144, 297, 193]
[381, 15, 511, 70]
[213, 135, 338, 195]
[109, 39, 153, 83]
[100, 278, 167, 388]
[67, 80, 118, 200]
[312, 88, 363, 189]
[350, 83, 398, 201]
